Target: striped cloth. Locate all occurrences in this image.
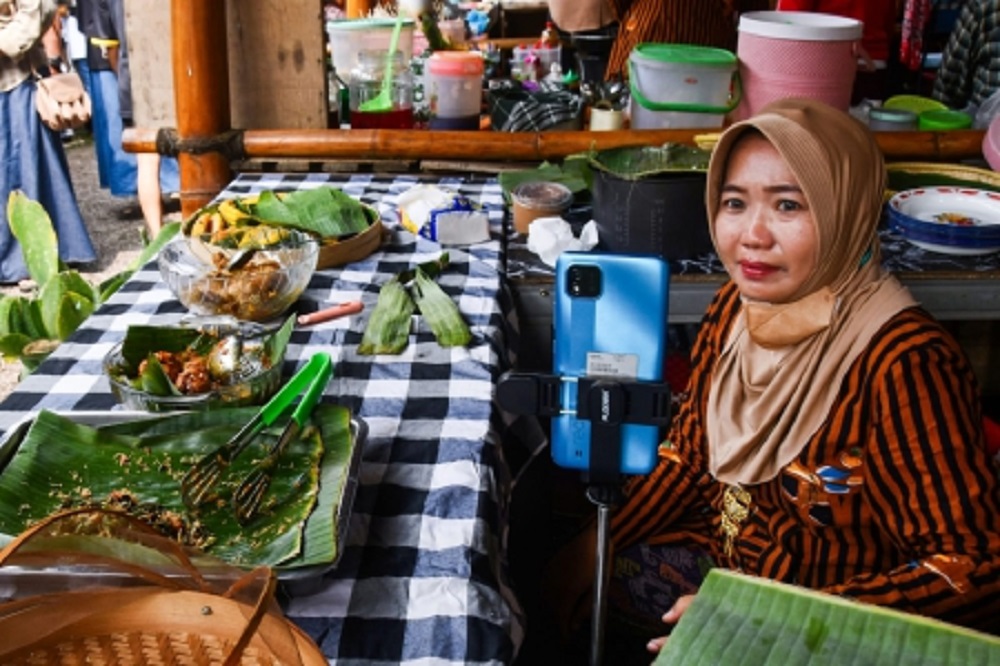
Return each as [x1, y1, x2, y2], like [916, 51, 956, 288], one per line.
[611, 280, 1000, 635]
[932, 0, 1000, 110]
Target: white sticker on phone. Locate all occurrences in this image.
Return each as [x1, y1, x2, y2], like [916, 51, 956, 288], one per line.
[585, 352, 638, 380]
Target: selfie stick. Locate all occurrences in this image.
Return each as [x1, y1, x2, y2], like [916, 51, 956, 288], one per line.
[497, 372, 671, 666]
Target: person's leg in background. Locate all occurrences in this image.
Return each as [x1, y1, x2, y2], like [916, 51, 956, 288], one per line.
[135, 149, 179, 238]
[136, 153, 162, 236]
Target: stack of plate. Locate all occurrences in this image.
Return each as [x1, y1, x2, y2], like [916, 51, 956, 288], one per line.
[886, 186, 1000, 255]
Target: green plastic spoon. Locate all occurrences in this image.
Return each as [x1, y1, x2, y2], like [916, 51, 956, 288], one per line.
[359, 13, 405, 113]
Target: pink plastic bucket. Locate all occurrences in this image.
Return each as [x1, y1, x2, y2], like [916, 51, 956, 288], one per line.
[736, 11, 862, 119]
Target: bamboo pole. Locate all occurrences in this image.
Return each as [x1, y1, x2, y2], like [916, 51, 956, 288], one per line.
[123, 127, 989, 164]
[170, 0, 232, 217]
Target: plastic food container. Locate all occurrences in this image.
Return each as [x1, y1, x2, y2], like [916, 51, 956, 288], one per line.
[736, 11, 862, 118]
[868, 107, 918, 131]
[628, 43, 739, 130]
[326, 18, 415, 74]
[919, 109, 973, 131]
[510, 181, 573, 235]
[427, 52, 484, 130]
[511, 45, 561, 81]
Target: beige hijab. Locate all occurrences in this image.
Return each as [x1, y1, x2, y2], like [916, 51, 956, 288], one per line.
[704, 98, 917, 486]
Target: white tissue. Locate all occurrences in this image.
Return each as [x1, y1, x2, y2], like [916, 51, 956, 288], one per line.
[526, 217, 599, 267]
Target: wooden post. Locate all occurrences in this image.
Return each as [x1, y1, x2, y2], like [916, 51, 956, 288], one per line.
[171, 0, 233, 216]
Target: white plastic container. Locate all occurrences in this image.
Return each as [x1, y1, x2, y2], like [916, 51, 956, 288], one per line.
[427, 52, 484, 130]
[326, 18, 415, 74]
[736, 11, 862, 119]
[511, 45, 561, 82]
[628, 43, 739, 130]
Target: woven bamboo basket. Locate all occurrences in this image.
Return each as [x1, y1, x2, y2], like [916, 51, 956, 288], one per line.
[0, 508, 327, 666]
[886, 161, 1000, 194]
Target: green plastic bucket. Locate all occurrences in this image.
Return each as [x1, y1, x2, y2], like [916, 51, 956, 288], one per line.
[628, 43, 740, 130]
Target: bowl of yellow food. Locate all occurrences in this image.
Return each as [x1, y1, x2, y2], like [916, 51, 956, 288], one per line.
[184, 187, 383, 270]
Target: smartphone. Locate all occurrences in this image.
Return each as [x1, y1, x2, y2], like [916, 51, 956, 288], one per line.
[551, 251, 670, 476]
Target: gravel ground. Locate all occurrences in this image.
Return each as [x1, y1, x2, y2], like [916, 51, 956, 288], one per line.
[0, 138, 152, 399]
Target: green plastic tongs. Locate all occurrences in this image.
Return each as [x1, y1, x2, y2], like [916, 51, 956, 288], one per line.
[181, 352, 333, 524]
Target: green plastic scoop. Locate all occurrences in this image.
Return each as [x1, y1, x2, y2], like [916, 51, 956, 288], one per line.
[358, 13, 405, 113]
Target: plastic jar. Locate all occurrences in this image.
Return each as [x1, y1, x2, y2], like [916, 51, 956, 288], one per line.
[427, 52, 484, 130]
[868, 107, 918, 132]
[918, 109, 973, 131]
[510, 181, 573, 235]
[349, 49, 414, 130]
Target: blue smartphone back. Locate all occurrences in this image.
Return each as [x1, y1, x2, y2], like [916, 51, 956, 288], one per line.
[551, 252, 670, 475]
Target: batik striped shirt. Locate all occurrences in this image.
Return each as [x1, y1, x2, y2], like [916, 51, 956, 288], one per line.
[611, 280, 1000, 634]
[603, 0, 771, 78]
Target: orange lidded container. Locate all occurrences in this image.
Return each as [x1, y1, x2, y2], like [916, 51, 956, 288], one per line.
[427, 52, 484, 130]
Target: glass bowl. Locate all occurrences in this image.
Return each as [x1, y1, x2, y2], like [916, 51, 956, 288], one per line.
[158, 230, 319, 322]
[103, 320, 287, 412]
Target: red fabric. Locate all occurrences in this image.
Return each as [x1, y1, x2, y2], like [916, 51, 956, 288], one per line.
[985, 416, 1000, 456]
[900, 0, 932, 70]
[775, 0, 897, 62]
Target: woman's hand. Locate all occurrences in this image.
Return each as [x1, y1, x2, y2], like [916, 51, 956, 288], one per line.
[645, 594, 696, 654]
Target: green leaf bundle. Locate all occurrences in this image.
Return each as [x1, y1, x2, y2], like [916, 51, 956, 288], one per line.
[358, 254, 471, 355]
[655, 569, 1000, 665]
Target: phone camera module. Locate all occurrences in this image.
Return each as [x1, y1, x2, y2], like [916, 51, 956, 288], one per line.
[567, 265, 601, 298]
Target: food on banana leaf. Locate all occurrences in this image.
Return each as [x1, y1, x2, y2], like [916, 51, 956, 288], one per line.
[184, 187, 376, 251]
[655, 569, 1000, 665]
[0, 406, 359, 572]
[104, 315, 294, 411]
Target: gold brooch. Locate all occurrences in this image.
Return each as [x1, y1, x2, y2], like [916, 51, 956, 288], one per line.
[720, 485, 752, 559]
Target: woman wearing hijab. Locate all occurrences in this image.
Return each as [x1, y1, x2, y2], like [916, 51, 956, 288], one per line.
[547, 98, 1000, 658]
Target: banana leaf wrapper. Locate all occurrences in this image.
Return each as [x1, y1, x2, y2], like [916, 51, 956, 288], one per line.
[0, 405, 355, 572]
[358, 278, 416, 355]
[412, 268, 471, 348]
[655, 569, 1000, 665]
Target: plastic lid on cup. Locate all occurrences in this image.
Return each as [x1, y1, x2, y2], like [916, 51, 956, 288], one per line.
[428, 51, 485, 76]
[511, 181, 574, 211]
[919, 109, 973, 131]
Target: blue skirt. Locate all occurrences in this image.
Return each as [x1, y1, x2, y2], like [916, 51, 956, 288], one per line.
[0, 79, 97, 284]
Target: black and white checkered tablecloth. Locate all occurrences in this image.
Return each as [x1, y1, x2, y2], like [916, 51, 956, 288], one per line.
[0, 173, 529, 664]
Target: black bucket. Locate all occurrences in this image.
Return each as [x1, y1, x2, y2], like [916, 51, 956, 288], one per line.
[591, 168, 713, 261]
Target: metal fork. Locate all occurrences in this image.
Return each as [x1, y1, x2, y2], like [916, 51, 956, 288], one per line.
[180, 353, 333, 510]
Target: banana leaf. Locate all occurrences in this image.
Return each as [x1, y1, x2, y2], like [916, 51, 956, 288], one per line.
[590, 143, 711, 181]
[0, 405, 356, 571]
[655, 569, 1000, 665]
[251, 187, 370, 238]
[412, 267, 471, 347]
[358, 278, 416, 355]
